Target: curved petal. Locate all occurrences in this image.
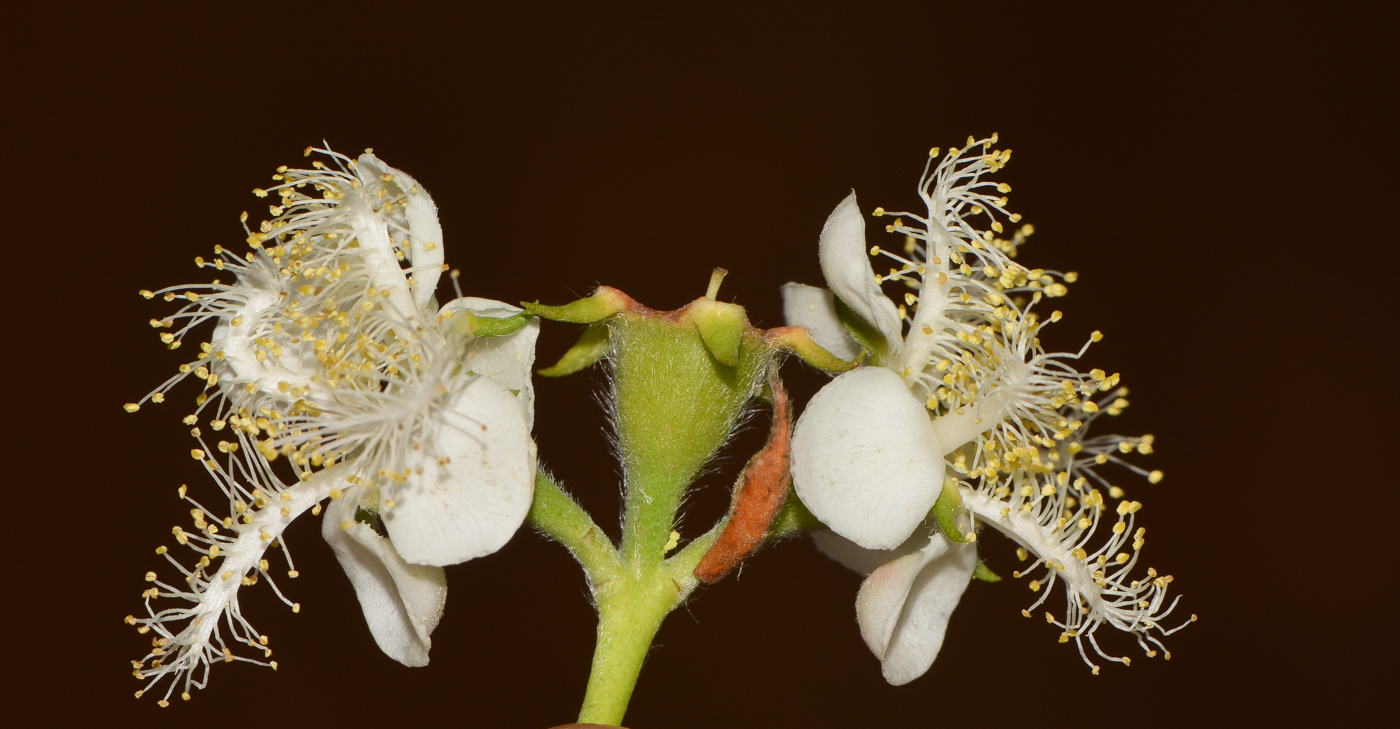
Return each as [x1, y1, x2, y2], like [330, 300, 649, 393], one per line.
[358, 153, 444, 309]
[211, 283, 320, 404]
[811, 527, 928, 576]
[857, 537, 948, 660]
[399, 180, 444, 310]
[791, 367, 944, 549]
[873, 538, 977, 685]
[322, 485, 447, 667]
[781, 283, 860, 361]
[817, 193, 903, 355]
[438, 297, 540, 429]
[383, 376, 536, 566]
[346, 209, 419, 324]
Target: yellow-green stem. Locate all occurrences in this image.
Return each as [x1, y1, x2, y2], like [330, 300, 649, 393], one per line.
[576, 571, 679, 725]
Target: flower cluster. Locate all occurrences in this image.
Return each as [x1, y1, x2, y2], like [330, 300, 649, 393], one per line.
[785, 136, 1191, 684]
[125, 148, 539, 705]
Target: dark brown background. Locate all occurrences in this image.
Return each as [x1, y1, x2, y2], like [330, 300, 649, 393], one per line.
[9, 2, 1392, 726]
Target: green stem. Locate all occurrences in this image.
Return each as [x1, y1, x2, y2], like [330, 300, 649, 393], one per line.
[532, 470, 820, 727]
[576, 571, 679, 725]
[576, 534, 719, 726]
[526, 470, 621, 580]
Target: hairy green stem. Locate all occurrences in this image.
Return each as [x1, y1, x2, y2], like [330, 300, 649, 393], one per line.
[576, 570, 677, 725]
[576, 531, 720, 725]
[526, 471, 621, 580]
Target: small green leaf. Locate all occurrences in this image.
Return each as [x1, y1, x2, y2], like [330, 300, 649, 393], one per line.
[766, 326, 861, 373]
[522, 286, 634, 323]
[973, 561, 1002, 582]
[539, 321, 611, 377]
[464, 310, 532, 338]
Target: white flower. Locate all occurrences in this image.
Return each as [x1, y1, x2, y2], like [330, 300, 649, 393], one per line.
[127, 148, 538, 704]
[786, 137, 1189, 680]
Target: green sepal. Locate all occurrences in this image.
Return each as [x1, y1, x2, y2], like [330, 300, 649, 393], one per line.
[973, 561, 1001, 582]
[687, 298, 748, 367]
[464, 310, 532, 338]
[523, 287, 633, 323]
[540, 321, 611, 377]
[766, 326, 861, 373]
[933, 477, 969, 543]
[834, 296, 888, 367]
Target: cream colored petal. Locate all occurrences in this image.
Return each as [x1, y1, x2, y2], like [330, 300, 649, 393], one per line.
[383, 376, 536, 566]
[817, 192, 903, 355]
[322, 485, 447, 667]
[791, 367, 944, 550]
[781, 283, 860, 361]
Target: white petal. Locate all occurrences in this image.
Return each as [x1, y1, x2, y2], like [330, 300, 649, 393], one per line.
[359, 153, 444, 310]
[322, 485, 447, 667]
[781, 283, 860, 361]
[873, 538, 977, 685]
[438, 297, 540, 429]
[400, 186, 444, 310]
[211, 284, 320, 404]
[791, 367, 944, 549]
[811, 528, 927, 576]
[928, 388, 1017, 455]
[349, 208, 419, 323]
[383, 376, 536, 566]
[817, 193, 903, 355]
[857, 537, 948, 660]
